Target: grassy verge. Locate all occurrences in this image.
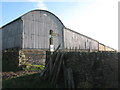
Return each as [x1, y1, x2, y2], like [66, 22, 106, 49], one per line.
[2, 72, 52, 88]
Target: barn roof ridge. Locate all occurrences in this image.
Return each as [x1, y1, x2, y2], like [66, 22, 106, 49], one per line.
[1, 9, 65, 28]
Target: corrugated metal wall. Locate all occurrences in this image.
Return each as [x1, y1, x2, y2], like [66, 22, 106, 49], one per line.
[99, 43, 116, 51]
[21, 10, 64, 50]
[64, 28, 99, 51]
[99, 43, 105, 51]
[2, 19, 23, 50]
[105, 46, 116, 51]
[2, 10, 115, 52]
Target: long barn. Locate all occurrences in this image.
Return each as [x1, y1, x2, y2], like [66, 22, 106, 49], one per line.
[0, 10, 116, 71]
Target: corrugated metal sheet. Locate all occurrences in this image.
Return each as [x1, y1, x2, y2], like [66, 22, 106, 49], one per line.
[99, 43, 105, 51]
[2, 19, 23, 50]
[1, 10, 115, 52]
[22, 10, 64, 50]
[105, 46, 116, 51]
[99, 43, 116, 51]
[64, 28, 99, 51]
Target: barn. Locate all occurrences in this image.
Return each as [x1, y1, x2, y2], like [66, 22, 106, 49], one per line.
[0, 9, 116, 71]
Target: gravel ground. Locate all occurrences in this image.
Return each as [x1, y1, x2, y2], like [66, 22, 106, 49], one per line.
[1, 71, 39, 80]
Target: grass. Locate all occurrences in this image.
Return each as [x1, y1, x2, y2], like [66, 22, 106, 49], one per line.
[2, 64, 51, 88]
[24, 64, 45, 72]
[2, 72, 53, 88]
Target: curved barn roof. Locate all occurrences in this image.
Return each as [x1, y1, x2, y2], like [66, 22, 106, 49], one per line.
[1, 9, 65, 28]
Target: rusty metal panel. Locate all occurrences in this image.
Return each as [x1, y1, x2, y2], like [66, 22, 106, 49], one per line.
[22, 10, 64, 50]
[2, 19, 23, 50]
[64, 28, 99, 51]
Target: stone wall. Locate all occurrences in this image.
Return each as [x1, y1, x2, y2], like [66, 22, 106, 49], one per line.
[19, 49, 46, 65]
[62, 51, 118, 88]
[2, 50, 19, 71]
[2, 49, 47, 71]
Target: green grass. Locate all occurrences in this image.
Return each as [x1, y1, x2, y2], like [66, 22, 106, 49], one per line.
[21, 64, 45, 72]
[2, 73, 53, 88]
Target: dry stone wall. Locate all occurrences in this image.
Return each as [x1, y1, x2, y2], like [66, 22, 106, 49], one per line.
[62, 51, 118, 88]
[2, 49, 47, 71]
[2, 50, 19, 71]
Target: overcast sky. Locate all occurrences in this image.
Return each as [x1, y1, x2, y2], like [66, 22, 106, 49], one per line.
[1, 0, 119, 50]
